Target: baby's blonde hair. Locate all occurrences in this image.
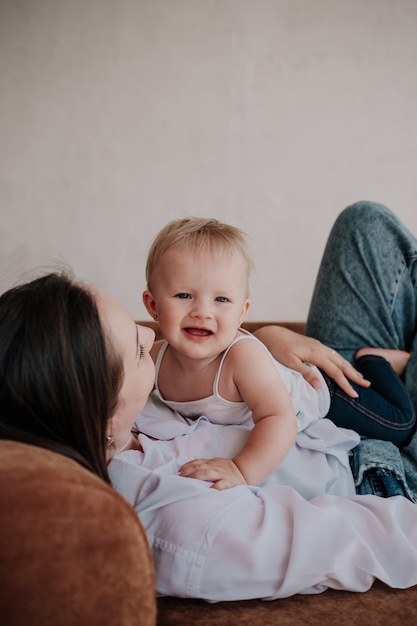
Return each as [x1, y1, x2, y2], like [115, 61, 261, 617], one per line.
[146, 217, 254, 292]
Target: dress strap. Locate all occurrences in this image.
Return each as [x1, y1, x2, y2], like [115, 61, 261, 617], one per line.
[213, 329, 259, 397]
[153, 341, 169, 394]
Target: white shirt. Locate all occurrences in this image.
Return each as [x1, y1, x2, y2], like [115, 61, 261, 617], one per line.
[109, 417, 417, 600]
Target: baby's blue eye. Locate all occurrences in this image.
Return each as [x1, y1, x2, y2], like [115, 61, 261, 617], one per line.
[215, 296, 228, 303]
[176, 293, 191, 299]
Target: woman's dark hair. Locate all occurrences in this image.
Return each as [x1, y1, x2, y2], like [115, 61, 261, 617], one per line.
[0, 272, 123, 483]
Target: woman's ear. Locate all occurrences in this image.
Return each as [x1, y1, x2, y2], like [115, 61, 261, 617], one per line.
[105, 416, 116, 460]
[143, 290, 158, 320]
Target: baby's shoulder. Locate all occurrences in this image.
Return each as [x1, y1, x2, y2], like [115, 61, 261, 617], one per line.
[226, 331, 270, 361]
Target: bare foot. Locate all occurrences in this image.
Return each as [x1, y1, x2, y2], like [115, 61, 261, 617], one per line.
[355, 347, 411, 377]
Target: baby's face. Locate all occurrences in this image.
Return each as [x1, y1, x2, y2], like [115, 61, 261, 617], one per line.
[146, 245, 250, 359]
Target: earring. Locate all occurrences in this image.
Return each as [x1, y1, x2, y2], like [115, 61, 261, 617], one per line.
[153, 313, 158, 320]
[106, 435, 114, 448]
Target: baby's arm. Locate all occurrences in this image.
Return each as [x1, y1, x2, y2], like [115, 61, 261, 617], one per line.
[179, 339, 297, 489]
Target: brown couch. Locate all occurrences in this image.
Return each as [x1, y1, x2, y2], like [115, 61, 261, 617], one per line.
[1, 322, 417, 625]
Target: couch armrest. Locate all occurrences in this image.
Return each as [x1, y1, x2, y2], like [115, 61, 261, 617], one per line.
[0, 441, 156, 626]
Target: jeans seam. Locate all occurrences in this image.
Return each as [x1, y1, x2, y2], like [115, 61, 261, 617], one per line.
[331, 387, 416, 431]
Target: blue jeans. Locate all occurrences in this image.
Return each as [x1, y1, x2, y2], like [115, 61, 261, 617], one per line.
[306, 201, 417, 413]
[323, 354, 415, 448]
[306, 201, 417, 497]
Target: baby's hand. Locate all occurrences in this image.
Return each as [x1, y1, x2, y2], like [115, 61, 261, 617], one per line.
[178, 457, 247, 490]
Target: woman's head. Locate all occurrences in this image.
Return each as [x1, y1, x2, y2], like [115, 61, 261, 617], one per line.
[0, 272, 155, 482]
[95, 287, 155, 460]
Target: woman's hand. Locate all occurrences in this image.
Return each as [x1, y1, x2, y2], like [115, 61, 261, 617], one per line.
[254, 326, 370, 398]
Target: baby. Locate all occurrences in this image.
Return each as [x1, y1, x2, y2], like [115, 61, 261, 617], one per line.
[141, 217, 415, 489]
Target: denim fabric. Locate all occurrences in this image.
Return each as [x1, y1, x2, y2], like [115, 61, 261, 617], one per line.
[350, 437, 415, 501]
[306, 201, 417, 410]
[401, 431, 417, 497]
[306, 201, 417, 497]
[323, 355, 415, 448]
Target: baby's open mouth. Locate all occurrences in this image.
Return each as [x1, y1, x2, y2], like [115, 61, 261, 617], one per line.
[185, 327, 213, 337]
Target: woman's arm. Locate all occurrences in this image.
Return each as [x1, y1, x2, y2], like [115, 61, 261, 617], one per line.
[254, 325, 370, 398]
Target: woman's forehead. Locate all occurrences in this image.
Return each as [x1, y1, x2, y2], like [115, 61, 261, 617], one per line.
[94, 288, 136, 343]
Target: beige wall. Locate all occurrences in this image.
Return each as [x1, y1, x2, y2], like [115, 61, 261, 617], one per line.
[1, 0, 417, 321]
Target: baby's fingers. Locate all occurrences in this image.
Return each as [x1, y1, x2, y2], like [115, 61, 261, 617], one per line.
[178, 459, 210, 479]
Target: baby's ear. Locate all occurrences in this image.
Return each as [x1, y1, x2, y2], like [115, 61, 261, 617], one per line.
[143, 290, 157, 320]
[239, 299, 251, 324]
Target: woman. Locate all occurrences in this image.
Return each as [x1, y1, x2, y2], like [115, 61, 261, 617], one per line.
[0, 272, 155, 480]
[258, 200, 417, 415]
[256, 200, 417, 500]
[2, 200, 417, 602]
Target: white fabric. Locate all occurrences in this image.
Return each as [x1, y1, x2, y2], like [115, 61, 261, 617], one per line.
[132, 414, 358, 498]
[139, 330, 330, 435]
[109, 416, 417, 601]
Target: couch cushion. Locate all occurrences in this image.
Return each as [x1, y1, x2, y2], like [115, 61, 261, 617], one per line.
[157, 582, 417, 625]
